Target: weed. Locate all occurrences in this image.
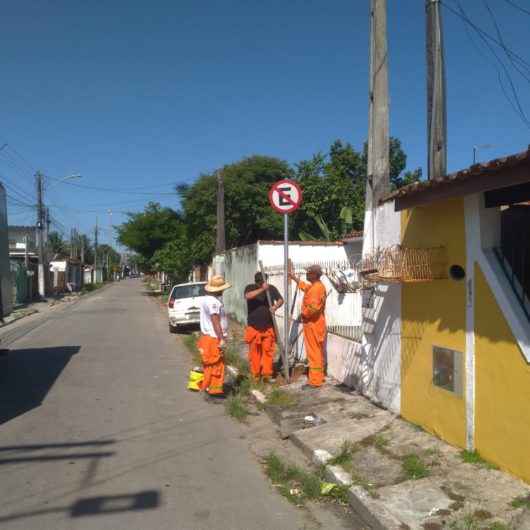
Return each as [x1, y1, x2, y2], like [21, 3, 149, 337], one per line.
[183, 334, 202, 365]
[329, 440, 356, 469]
[374, 434, 389, 450]
[402, 454, 430, 480]
[223, 344, 249, 377]
[266, 388, 298, 408]
[81, 282, 103, 293]
[351, 472, 379, 498]
[460, 450, 498, 470]
[449, 514, 481, 530]
[488, 522, 511, 530]
[225, 394, 250, 422]
[511, 494, 530, 509]
[263, 452, 349, 506]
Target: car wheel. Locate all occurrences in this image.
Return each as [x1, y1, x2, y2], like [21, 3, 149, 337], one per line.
[169, 323, 179, 334]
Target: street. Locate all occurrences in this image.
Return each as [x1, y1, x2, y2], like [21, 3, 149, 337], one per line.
[0, 280, 350, 530]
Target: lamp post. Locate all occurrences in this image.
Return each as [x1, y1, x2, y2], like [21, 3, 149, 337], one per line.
[35, 173, 82, 298]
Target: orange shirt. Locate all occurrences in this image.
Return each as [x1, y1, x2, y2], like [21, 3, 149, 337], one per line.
[298, 280, 327, 327]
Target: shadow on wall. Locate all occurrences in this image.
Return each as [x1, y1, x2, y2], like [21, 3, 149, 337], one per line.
[0, 345, 81, 425]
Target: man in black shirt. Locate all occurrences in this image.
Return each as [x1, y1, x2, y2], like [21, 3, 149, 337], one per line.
[244, 272, 283, 381]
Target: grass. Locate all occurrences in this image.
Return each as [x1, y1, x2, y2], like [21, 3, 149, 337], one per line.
[460, 450, 498, 470]
[328, 440, 357, 469]
[488, 522, 512, 530]
[183, 333, 202, 365]
[266, 388, 298, 408]
[449, 514, 481, 530]
[511, 494, 530, 509]
[81, 282, 103, 293]
[402, 454, 430, 480]
[225, 394, 250, 422]
[263, 452, 350, 506]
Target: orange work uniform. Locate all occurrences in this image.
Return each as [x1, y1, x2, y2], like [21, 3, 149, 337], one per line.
[244, 326, 275, 379]
[298, 280, 327, 387]
[196, 335, 225, 395]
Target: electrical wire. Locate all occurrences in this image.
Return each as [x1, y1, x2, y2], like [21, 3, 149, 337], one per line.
[502, 0, 530, 17]
[442, 0, 530, 129]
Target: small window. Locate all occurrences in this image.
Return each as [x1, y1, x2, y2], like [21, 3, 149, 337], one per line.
[449, 265, 466, 281]
[433, 346, 463, 396]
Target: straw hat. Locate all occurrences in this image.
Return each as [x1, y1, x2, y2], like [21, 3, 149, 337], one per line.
[205, 275, 232, 293]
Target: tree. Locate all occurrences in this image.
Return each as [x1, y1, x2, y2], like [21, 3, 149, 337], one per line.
[178, 155, 293, 265]
[151, 237, 192, 283]
[47, 231, 67, 256]
[293, 138, 421, 240]
[116, 202, 185, 266]
[96, 244, 121, 267]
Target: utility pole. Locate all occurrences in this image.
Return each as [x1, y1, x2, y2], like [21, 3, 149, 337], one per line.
[215, 170, 226, 254]
[365, 0, 390, 252]
[24, 235, 29, 268]
[36, 172, 46, 298]
[426, 0, 447, 180]
[94, 217, 99, 283]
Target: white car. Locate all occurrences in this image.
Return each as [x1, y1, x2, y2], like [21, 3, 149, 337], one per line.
[167, 281, 207, 333]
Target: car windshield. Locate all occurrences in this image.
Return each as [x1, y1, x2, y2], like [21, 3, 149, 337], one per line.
[171, 284, 206, 300]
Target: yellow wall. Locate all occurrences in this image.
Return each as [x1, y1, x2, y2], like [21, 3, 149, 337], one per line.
[401, 198, 467, 448]
[475, 265, 530, 482]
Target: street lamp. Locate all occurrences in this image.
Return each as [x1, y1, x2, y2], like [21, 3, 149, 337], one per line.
[472, 145, 494, 165]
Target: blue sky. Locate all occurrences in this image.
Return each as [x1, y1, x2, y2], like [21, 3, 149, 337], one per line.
[2, 0, 529, 245]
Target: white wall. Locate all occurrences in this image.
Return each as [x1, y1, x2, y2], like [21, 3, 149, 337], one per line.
[360, 201, 402, 413]
[0, 185, 12, 316]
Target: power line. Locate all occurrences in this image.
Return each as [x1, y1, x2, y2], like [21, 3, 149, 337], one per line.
[52, 179, 179, 195]
[502, 0, 530, 17]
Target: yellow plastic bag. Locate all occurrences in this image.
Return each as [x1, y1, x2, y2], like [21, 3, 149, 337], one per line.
[187, 369, 204, 391]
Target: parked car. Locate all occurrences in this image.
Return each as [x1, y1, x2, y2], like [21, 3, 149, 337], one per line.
[167, 281, 207, 333]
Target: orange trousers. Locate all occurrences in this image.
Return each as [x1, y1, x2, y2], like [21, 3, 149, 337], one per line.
[196, 335, 225, 395]
[303, 322, 326, 387]
[244, 326, 275, 378]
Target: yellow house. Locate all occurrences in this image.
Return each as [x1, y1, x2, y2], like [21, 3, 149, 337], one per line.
[384, 148, 530, 483]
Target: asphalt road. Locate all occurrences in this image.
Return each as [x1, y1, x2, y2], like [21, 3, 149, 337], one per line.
[0, 280, 351, 530]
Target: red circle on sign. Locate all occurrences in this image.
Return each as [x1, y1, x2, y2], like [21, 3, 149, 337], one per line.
[268, 179, 303, 214]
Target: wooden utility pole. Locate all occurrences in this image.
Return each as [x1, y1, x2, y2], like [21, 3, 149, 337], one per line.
[365, 0, 390, 251]
[426, 0, 447, 179]
[215, 170, 226, 253]
[36, 172, 46, 298]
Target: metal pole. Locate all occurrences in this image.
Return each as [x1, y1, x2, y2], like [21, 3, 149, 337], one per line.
[94, 217, 99, 282]
[36, 172, 46, 298]
[283, 213, 290, 383]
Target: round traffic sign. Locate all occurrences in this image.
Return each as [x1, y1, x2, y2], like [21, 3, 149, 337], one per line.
[268, 179, 303, 214]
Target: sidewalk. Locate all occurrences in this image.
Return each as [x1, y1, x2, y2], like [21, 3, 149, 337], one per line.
[250, 380, 530, 530]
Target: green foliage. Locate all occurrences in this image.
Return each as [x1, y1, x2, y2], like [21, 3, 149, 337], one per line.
[225, 394, 250, 422]
[266, 388, 298, 408]
[402, 454, 430, 480]
[511, 494, 530, 509]
[116, 202, 184, 266]
[293, 137, 421, 240]
[460, 450, 498, 470]
[328, 440, 357, 469]
[96, 243, 121, 268]
[151, 237, 192, 283]
[81, 282, 103, 293]
[47, 231, 67, 256]
[178, 156, 293, 264]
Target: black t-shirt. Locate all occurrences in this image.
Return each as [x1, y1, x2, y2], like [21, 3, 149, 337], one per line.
[245, 283, 282, 331]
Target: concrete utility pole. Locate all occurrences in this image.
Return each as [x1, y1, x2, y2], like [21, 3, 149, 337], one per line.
[426, 0, 447, 180]
[35, 172, 46, 298]
[94, 217, 99, 282]
[365, 0, 390, 251]
[215, 170, 226, 254]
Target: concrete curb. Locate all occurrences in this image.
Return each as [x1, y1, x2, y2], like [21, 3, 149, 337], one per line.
[248, 390, 402, 530]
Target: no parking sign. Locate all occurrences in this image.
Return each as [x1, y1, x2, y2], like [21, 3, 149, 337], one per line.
[268, 179, 303, 215]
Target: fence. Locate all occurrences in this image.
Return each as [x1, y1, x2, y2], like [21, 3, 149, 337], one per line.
[263, 256, 363, 345]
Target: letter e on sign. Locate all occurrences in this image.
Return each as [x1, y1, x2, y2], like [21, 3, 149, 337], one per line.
[268, 179, 303, 214]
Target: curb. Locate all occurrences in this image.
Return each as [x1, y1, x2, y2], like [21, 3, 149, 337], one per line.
[248, 389, 401, 530]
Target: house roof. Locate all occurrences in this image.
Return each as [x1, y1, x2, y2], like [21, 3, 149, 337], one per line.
[382, 147, 530, 211]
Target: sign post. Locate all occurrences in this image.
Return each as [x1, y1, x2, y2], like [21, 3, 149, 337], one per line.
[268, 179, 303, 383]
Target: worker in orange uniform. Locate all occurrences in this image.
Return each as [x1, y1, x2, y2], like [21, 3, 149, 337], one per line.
[197, 275, 231, 401]
[244, 272, 284, 382]
[288, 263, 327, 388]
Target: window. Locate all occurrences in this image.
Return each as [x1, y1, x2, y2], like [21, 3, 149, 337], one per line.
[170, 284, 206, 300]
[433, 346, 463, 396]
